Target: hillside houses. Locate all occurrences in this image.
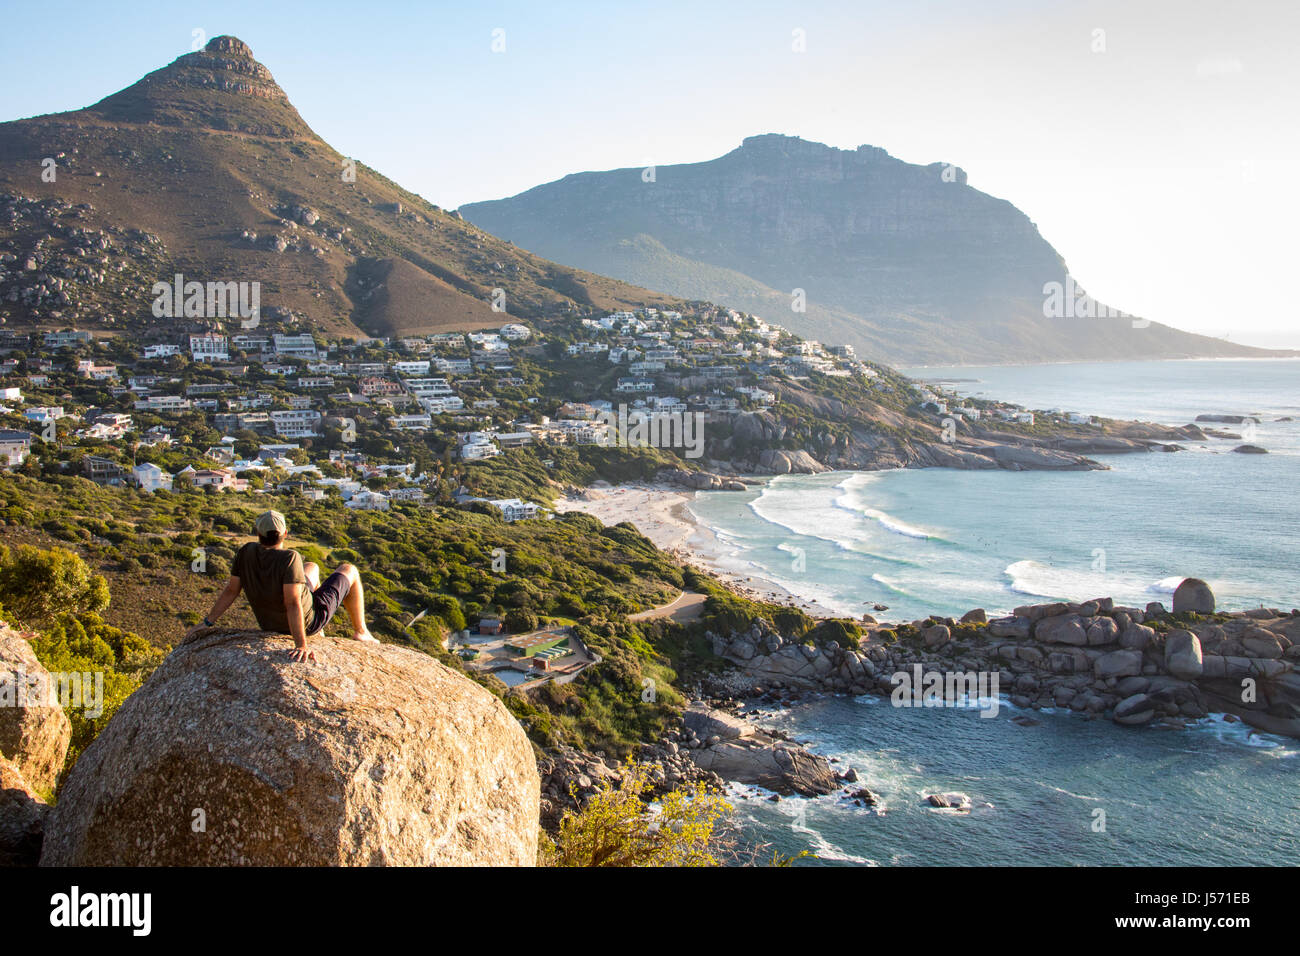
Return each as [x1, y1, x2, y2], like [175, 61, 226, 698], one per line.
[0, 429, 32, 467]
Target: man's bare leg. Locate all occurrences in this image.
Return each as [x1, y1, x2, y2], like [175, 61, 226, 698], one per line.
[336, 563, 377, 642]
[304, 562, 322, 591]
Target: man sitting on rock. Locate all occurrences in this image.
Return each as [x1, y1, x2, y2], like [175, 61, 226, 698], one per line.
[194, 510, 377, 662]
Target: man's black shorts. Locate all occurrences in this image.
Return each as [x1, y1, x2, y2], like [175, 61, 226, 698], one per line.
[306, 570, 352, 634]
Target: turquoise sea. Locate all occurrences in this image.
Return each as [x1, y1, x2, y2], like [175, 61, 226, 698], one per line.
[689, 359, 1300, 865]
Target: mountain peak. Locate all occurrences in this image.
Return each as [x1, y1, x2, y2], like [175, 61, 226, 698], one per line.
[84, 35, 313, 138]
[204, 35, 256, 58]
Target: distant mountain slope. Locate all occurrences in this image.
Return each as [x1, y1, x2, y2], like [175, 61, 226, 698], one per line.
[462, 134, 1279, 365]
[0, 36, 678, 340]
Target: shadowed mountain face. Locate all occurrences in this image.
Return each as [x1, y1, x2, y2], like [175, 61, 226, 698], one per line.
[461, 134, 1278, 365]
[0, 37, 677, 339]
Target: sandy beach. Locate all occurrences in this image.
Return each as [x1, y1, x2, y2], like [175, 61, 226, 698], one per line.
[556, 482, 838, 618]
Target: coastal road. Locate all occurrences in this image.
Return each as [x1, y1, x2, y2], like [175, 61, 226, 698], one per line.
[629, 590, 706, 622]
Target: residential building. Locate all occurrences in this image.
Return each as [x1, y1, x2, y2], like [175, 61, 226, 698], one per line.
[0, 429, 33, 467]
[82, 456, 127, 487]
[44, 330, 94, 349]
[132, 462, 174, 493]
[273, 333, 319, 358]
[345, 490, 390, 511]
[189, 333, 229, 363]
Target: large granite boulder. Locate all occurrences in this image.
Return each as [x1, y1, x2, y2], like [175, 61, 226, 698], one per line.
[1172, 578, 1215, 614]
[1165, 629, 1205, 680]
[0, 625, 72, 793]
[41, 628, 540, 866]
[1093, 650, 1143, 679]
[1034, 614, 1089, 646]
[1113, 694, 1156, 726]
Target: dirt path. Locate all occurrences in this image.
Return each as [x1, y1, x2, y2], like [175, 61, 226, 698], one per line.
[629, 590, 706, 622]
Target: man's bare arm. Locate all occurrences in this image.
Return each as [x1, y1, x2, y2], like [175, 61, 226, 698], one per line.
[203, 576, 241, 624]
[284, 583, 313, 662]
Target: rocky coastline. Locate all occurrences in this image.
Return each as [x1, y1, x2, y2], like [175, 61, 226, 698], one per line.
[700, 579, 1300, 740]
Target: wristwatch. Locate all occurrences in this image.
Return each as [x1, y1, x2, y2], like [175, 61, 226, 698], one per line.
[203, 616, 216, 627]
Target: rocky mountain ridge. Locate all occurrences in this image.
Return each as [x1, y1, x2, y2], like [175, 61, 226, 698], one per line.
[462, 134, 1286, 365]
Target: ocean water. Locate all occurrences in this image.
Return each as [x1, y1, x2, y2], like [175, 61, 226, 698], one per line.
[724, 696, 1299, 866]
[689, 359, 1300, 622]
[688, 359, 1300, 866]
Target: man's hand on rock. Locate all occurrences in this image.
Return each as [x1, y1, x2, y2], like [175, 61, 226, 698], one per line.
[290, 645, 317, 663]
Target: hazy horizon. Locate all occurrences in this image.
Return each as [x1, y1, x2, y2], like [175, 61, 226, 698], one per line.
[2, 0, 1297, 348]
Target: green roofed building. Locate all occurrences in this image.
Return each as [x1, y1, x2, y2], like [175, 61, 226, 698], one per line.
[505, 632, 569, 658]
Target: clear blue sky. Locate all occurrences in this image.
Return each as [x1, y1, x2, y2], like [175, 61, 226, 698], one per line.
[2, 0, 1297, 345]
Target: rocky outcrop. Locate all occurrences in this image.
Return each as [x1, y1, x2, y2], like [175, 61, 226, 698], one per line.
[656, 468, 748, 491]
[756, 449, 830, 475]
[702, 580, 1300, 739]
[681, 703, 837, 796]
[0, 624, 72, 794]
[41, 628, 540, 866]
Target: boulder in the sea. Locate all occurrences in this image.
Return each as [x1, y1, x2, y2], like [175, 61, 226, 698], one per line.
[1113, 693, 1156, 726]
[1231, 444, 1268, 454]
[40, 628, 541, 866]
[925, 791, 972, 811]
[1172, 579, 1215, 614]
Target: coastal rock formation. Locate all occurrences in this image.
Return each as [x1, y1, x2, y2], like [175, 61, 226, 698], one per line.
[703, 578, 1300, 740]
[41, 628, 540, 866]
[0, 756, 48, 866]
[757, 449, 831, 475]
[1173, 579, 1215, 614]
[681, 704, 837, 796]
[1165, 630, 1204, 679]
[0, 625, 72, 794]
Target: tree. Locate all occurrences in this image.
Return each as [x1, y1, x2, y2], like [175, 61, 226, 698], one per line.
[541, 763, 731, 867]
[0, 544, 110, 628]
[504, 608, 538, 633]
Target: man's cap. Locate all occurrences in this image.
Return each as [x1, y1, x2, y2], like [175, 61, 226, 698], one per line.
[255, 510, 287, 537]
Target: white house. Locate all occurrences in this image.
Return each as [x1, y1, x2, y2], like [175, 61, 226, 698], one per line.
[0, 429, 33, 467]
[189, 333, 229, 363]
[390, 414, 433, 431]
[346, 490, 390, 511]
[487, 498, 540, 522]
[132, 462, 174, 493]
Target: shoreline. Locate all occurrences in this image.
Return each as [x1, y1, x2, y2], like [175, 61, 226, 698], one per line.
[556, 482, 840, 618]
